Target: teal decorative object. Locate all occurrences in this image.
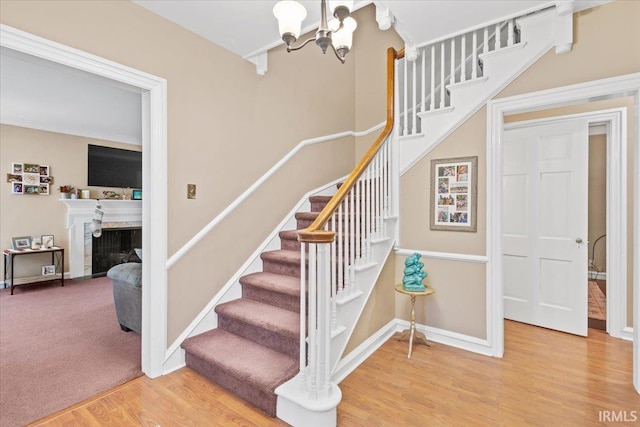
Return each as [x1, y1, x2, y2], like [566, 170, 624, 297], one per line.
[402, 253, 427, 291]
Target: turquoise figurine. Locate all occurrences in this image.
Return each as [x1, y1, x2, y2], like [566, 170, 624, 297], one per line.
[402, 253, 427, 291]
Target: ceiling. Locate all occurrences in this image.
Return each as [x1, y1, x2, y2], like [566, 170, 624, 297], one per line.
[1, 1, 611, 145]
[132, 0, 608, 61]
[0, 47, 143, 145]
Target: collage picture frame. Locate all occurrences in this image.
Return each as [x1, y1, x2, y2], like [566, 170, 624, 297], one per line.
[430, 156, 478, 232]
[7, 163, 53, 195]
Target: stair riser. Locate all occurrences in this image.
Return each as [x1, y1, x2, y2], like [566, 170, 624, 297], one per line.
[310, 200, 330, 212]
[263, 258, 304, 279]
[185, 352, 278, 417]
[242, 285, 302, 313]
[218, 316, 300, 359]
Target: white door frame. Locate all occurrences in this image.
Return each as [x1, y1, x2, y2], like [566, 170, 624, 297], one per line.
[0, 24, 169, 378]
[486, 72, 640, 394]
[503, 110, 627, 339]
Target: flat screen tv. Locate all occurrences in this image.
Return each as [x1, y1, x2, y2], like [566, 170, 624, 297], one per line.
[88, 144, 142, 189]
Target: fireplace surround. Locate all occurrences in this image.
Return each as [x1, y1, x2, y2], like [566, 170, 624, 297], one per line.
[62, 199, 142, 278]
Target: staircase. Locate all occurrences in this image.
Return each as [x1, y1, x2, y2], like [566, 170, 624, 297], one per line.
[181, 195, 332, 417]
[179, 5, 566, 426]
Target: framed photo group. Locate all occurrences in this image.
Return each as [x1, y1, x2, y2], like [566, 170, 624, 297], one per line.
[430, 156, 478, 232]
[7, 163, 53, 195]
[10, 235, 55, 250]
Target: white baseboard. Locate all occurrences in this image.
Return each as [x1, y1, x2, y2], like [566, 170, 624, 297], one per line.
[162, 347, 186, 375]
[621, 327, 635, 342]
[588, 271, 607, 281]
[332, 318, 493, 384]
[332, 319, 398, 384]
[396, 319, 494, 356]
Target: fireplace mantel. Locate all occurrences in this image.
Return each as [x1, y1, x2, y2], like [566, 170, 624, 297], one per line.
[61, 199, 142, 278]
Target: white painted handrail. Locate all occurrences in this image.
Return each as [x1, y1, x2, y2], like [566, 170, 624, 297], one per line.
[414, 1, 554, 49]
[166, 121, 385, 269]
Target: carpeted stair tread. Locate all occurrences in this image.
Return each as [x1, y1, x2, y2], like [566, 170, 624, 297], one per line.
[279, 229, 299, 240]
[309, 195, 332, 212]
[182, 329, 298, 390]
[182, 329, 298, 416]
[261, 249, 304, 265]
[309, 195, 332, 203]
[240, 272, 305, 298]
[215, 298, 299, 339]
[295, 211, 320, 221]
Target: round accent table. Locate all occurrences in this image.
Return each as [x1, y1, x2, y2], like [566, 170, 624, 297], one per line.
[394, 284, 435, 358]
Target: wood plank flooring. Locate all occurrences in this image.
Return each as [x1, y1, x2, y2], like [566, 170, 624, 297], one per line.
[31, 321, 637, 427]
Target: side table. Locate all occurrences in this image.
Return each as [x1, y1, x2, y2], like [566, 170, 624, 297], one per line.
[3, 247, 65, 295]
[394, 284, 435, 358]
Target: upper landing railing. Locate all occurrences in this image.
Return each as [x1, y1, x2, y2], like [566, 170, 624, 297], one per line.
[398, 14, 525, 137]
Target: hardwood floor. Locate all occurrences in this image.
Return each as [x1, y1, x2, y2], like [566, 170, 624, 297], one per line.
[31, 321, 637, 427]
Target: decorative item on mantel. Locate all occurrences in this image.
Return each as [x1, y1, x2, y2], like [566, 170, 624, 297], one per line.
[58, 185, 75, 199]
[102, 190, 121, 200]
[91, 200, 104, 238]
[402, 253, 427, 292]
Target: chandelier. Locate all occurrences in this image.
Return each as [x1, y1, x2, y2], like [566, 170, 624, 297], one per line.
[273, 0, 357, 63]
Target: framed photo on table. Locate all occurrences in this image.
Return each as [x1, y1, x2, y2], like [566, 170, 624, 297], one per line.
[41, 235, 54, 248]
[42, 265, 56, 275]
[430, 156, 478, 232]
[11, 236, 31, 250]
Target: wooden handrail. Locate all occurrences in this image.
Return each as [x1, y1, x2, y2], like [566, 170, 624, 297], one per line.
[298, 47, 405, 244]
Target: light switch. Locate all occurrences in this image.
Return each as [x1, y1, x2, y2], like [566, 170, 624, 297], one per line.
[187, 184, 196, 199]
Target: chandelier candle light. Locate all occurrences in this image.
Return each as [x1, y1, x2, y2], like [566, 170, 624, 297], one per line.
[273, 0, 357, 63]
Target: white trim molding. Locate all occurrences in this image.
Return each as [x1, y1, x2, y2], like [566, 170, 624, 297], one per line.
[332, 319, 398, 384]
[166, 121, 385, 270]
[0, 24, 169, 378]
[395, 248, 488, 264]
[331, 318, 492, 385]
[486, 72, 640, 382]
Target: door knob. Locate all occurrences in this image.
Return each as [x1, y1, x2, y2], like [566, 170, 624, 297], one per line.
[575, 238, 583, 244]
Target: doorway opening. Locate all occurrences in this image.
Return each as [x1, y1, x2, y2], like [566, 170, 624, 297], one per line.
[486, 74, 639, 391]
[1, 24, 168, 377]
[500, 114, 620, 337]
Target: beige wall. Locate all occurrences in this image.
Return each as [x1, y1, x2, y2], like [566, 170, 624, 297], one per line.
[588, 134, 607, 274]
[0, 124, 141, 276]
[0, 2, 401, 343]
[397, 0, 639, 338]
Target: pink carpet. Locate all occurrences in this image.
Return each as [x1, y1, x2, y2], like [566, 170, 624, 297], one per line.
[0, 277, 141, 427]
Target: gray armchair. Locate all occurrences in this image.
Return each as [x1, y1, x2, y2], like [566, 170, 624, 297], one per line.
[107, 262, 142, 333]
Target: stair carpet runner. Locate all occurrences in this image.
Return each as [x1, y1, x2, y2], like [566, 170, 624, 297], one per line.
[181, 195, 332, 417]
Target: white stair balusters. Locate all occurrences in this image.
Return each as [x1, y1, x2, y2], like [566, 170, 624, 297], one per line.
[295, 134, 394, 399]
[397, 13, 528, 137]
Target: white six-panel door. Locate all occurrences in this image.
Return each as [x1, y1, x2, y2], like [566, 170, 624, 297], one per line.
[502, 118, 589, 336]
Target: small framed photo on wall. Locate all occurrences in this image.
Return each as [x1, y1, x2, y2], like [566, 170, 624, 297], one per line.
[430, 156, 478, 232]
[11, 182, 23, 195]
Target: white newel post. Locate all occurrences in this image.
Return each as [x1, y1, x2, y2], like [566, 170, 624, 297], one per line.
[61, 199, 142, 278]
